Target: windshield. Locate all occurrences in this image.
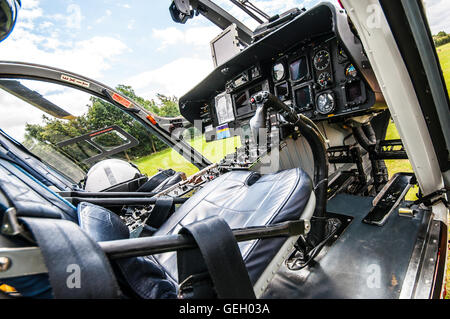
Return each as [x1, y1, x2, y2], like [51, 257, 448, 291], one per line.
[0, 78, 202, 183]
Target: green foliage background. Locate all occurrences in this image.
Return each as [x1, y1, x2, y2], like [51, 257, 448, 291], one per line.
[23, 85, 180, 169]
[434, 31, 450, 47]
[21, 39, 450, 298]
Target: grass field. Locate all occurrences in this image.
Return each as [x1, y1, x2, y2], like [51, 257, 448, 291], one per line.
[134, 43, 450, 298]
[437, 43, 450, 90]
[384, 121, 419, 201]
[134, 135, 241, 177]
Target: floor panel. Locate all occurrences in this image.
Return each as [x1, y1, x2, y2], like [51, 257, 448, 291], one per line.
[262, 194, 431, 299]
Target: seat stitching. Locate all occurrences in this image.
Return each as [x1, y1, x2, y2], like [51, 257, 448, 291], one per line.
[167, 172, 248, 233]
[202, 198, 255, 213]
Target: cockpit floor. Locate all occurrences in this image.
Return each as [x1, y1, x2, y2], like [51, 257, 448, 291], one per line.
[261, 193, 431, 299]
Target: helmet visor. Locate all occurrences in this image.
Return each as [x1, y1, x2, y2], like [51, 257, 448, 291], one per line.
[0, 0, 20, 43]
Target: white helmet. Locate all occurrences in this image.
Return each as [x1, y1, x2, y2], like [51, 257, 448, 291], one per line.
[84, 159, 142, 192]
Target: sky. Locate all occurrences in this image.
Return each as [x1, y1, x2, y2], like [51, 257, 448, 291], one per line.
[0, 0, 314, 100]
[0, 0, 448, 102]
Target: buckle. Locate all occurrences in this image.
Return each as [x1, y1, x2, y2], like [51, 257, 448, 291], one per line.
[178, 272, 215, 299]
[1, 207, 34, 242]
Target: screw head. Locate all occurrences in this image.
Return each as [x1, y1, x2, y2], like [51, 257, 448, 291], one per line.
[0, 257, 11, 272]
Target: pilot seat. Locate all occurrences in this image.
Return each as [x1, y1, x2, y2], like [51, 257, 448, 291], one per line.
[0, 156, 315, 299]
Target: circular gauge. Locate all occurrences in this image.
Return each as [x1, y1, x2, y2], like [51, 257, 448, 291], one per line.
[272, 62, 285, 82]
[314, 50, 330, 71]
[316, 92, 335, 115]
[317, 72, 332, 87]
[345, 64, 358, 78]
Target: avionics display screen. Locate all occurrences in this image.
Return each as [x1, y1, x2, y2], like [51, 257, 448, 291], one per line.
[345, 81, 362, 102]
[234, 91, 251, 116]
[240, 123, 252, 141]
[294, 86, 312, 110]
[290, 57, 308, 82]
[275, 82, 289, 101]
[215, 93, 235, 125]
[211, 26, 241, 67]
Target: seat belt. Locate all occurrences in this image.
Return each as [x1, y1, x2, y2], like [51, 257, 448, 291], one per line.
[146, 196, 175, 229]
[17, 217, 121, 299]
[177, 216, 256, 299]
[1, 202, 121, 298]
[137, 169, 175, 193]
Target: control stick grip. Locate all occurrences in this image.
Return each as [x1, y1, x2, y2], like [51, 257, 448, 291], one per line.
[250, 91, 328, 242]
[252, 91, 299, 123]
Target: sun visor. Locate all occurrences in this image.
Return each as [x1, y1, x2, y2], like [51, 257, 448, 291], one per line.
[0, 79, 76, 120]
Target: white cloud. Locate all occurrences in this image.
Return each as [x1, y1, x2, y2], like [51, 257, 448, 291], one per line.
[0, 91, 46, 141]
[0, 80, 92, 141]
[66, 4, 83, 29]
[96, 9, 112, 24]
[50, 4, 84, 29]
[0, 1, 128, 80]
[126, 57, 213, 99]
[20, 6, 43, 21]
[214, 0, 310, 30]
[0, 0, 130, 142]
[0, 31, 128, 79]
[134, 0, 312, 99]
[38, 21, 54, 29]
[423, 0, 450, 34]
[152, 26, 220, 50]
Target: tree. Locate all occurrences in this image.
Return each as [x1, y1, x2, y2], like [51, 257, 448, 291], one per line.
[437, 31, 447, 37]
[116, 85, 160, 114]
[24, 85, 179, 167]
[155, 93, 181, 117]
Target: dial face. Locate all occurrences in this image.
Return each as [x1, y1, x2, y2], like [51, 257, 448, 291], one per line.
[345, 64, 358, 78]
[316, 92, 335, 115]
[314, 50, 330, 71]
[317, 72, 332, 87]
[272, 63, 285, 82]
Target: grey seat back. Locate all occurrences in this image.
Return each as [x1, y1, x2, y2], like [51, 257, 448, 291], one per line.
[154, 168, 314, 288]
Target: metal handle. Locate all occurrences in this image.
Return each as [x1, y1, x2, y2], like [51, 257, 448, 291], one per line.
[0, 219, 309, 279]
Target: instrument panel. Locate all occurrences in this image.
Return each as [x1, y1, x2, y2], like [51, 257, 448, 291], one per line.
[218, 36, 374, 128]
[181, 3, 384, 142]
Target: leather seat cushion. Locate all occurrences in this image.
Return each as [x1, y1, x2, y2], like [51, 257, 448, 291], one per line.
[78, 202, 177, 298]
[154, 168, 313, 285]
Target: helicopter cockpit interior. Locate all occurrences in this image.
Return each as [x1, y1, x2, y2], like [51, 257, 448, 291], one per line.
[0, 0, 448, 300]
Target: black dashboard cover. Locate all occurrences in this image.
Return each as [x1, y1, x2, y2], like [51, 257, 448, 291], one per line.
[178, 2, 377, 125]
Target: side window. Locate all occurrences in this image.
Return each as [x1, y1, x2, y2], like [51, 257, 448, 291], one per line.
[0, 78, 195, 182]
[91, 130, 130, 151]
[385, 6, 450, 201]
[182, 126, 241, 164]
[384, 120, 418, 201]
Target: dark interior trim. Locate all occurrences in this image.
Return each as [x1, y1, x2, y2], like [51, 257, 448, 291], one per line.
[379, 0, 450, 173]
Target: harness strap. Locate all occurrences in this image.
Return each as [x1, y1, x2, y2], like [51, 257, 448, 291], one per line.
[137, 169, 175, 193]
[177, 216, 256, 299]
[146, 196, 175, 229]
[20, 217, 121, 299]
